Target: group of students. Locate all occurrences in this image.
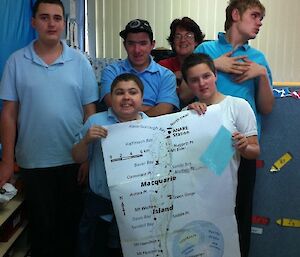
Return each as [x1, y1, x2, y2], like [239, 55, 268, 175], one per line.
[0, 0, 274, 257]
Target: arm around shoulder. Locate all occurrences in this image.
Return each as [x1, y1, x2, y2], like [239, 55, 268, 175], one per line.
[142, 103, 174, 117]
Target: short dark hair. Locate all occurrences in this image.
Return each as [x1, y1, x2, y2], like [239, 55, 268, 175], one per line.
[111, 73, 144, 95]
[224, 0, 265, 31]
[167, 17, 205, 51]
[181, 53, 216, 82]
[32, 0, 65, 18]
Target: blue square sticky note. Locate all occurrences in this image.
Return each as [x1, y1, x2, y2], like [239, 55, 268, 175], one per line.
[200, 125, 235, 176]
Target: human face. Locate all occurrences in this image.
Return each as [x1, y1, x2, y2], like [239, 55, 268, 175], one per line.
[186, 63, 217, 104]
[124, 32, 155, 71]
[31, 3, 65, 45]
[111, 80, 143, 122]
[173, 27, 198, 57]
[236, 7, 264, 40]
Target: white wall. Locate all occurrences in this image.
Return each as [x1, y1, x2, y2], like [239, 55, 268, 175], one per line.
[89, 0, 300, 83]
[251, 0, 300, 83]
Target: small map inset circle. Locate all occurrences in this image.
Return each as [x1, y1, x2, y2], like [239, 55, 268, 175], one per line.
[172, 220, 224, 257]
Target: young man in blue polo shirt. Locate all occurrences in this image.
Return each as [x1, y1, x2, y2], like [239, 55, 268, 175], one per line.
[194, 1, 274, 256]
[100, 19, 179, 117]
[0, 1, 98, 256]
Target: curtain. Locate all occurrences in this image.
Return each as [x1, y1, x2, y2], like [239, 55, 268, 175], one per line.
[0, 0, 36, 78]
[0, 0, 36, 110]
[76, 0, 85, 50]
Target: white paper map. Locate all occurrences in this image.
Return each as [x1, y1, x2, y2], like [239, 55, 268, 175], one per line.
[102, 107, 240, 257]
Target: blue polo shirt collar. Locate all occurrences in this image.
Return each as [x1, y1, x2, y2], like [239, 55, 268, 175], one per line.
[124, 56, 159, 73]
[218, 32, 250, 51]
[107, 108, 121, 123]
[24, 40, 73, 67]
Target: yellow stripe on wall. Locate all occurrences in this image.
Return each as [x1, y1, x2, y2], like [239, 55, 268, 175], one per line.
[273, 82, 300, 87]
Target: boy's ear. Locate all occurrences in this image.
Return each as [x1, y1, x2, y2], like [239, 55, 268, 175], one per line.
[31, 17, 36, 29]
[151, 40, 156, 50]
[232, 8, 241, 22]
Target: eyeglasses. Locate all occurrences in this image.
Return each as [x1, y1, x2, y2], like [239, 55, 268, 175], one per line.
[174, 32, 195, 42]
